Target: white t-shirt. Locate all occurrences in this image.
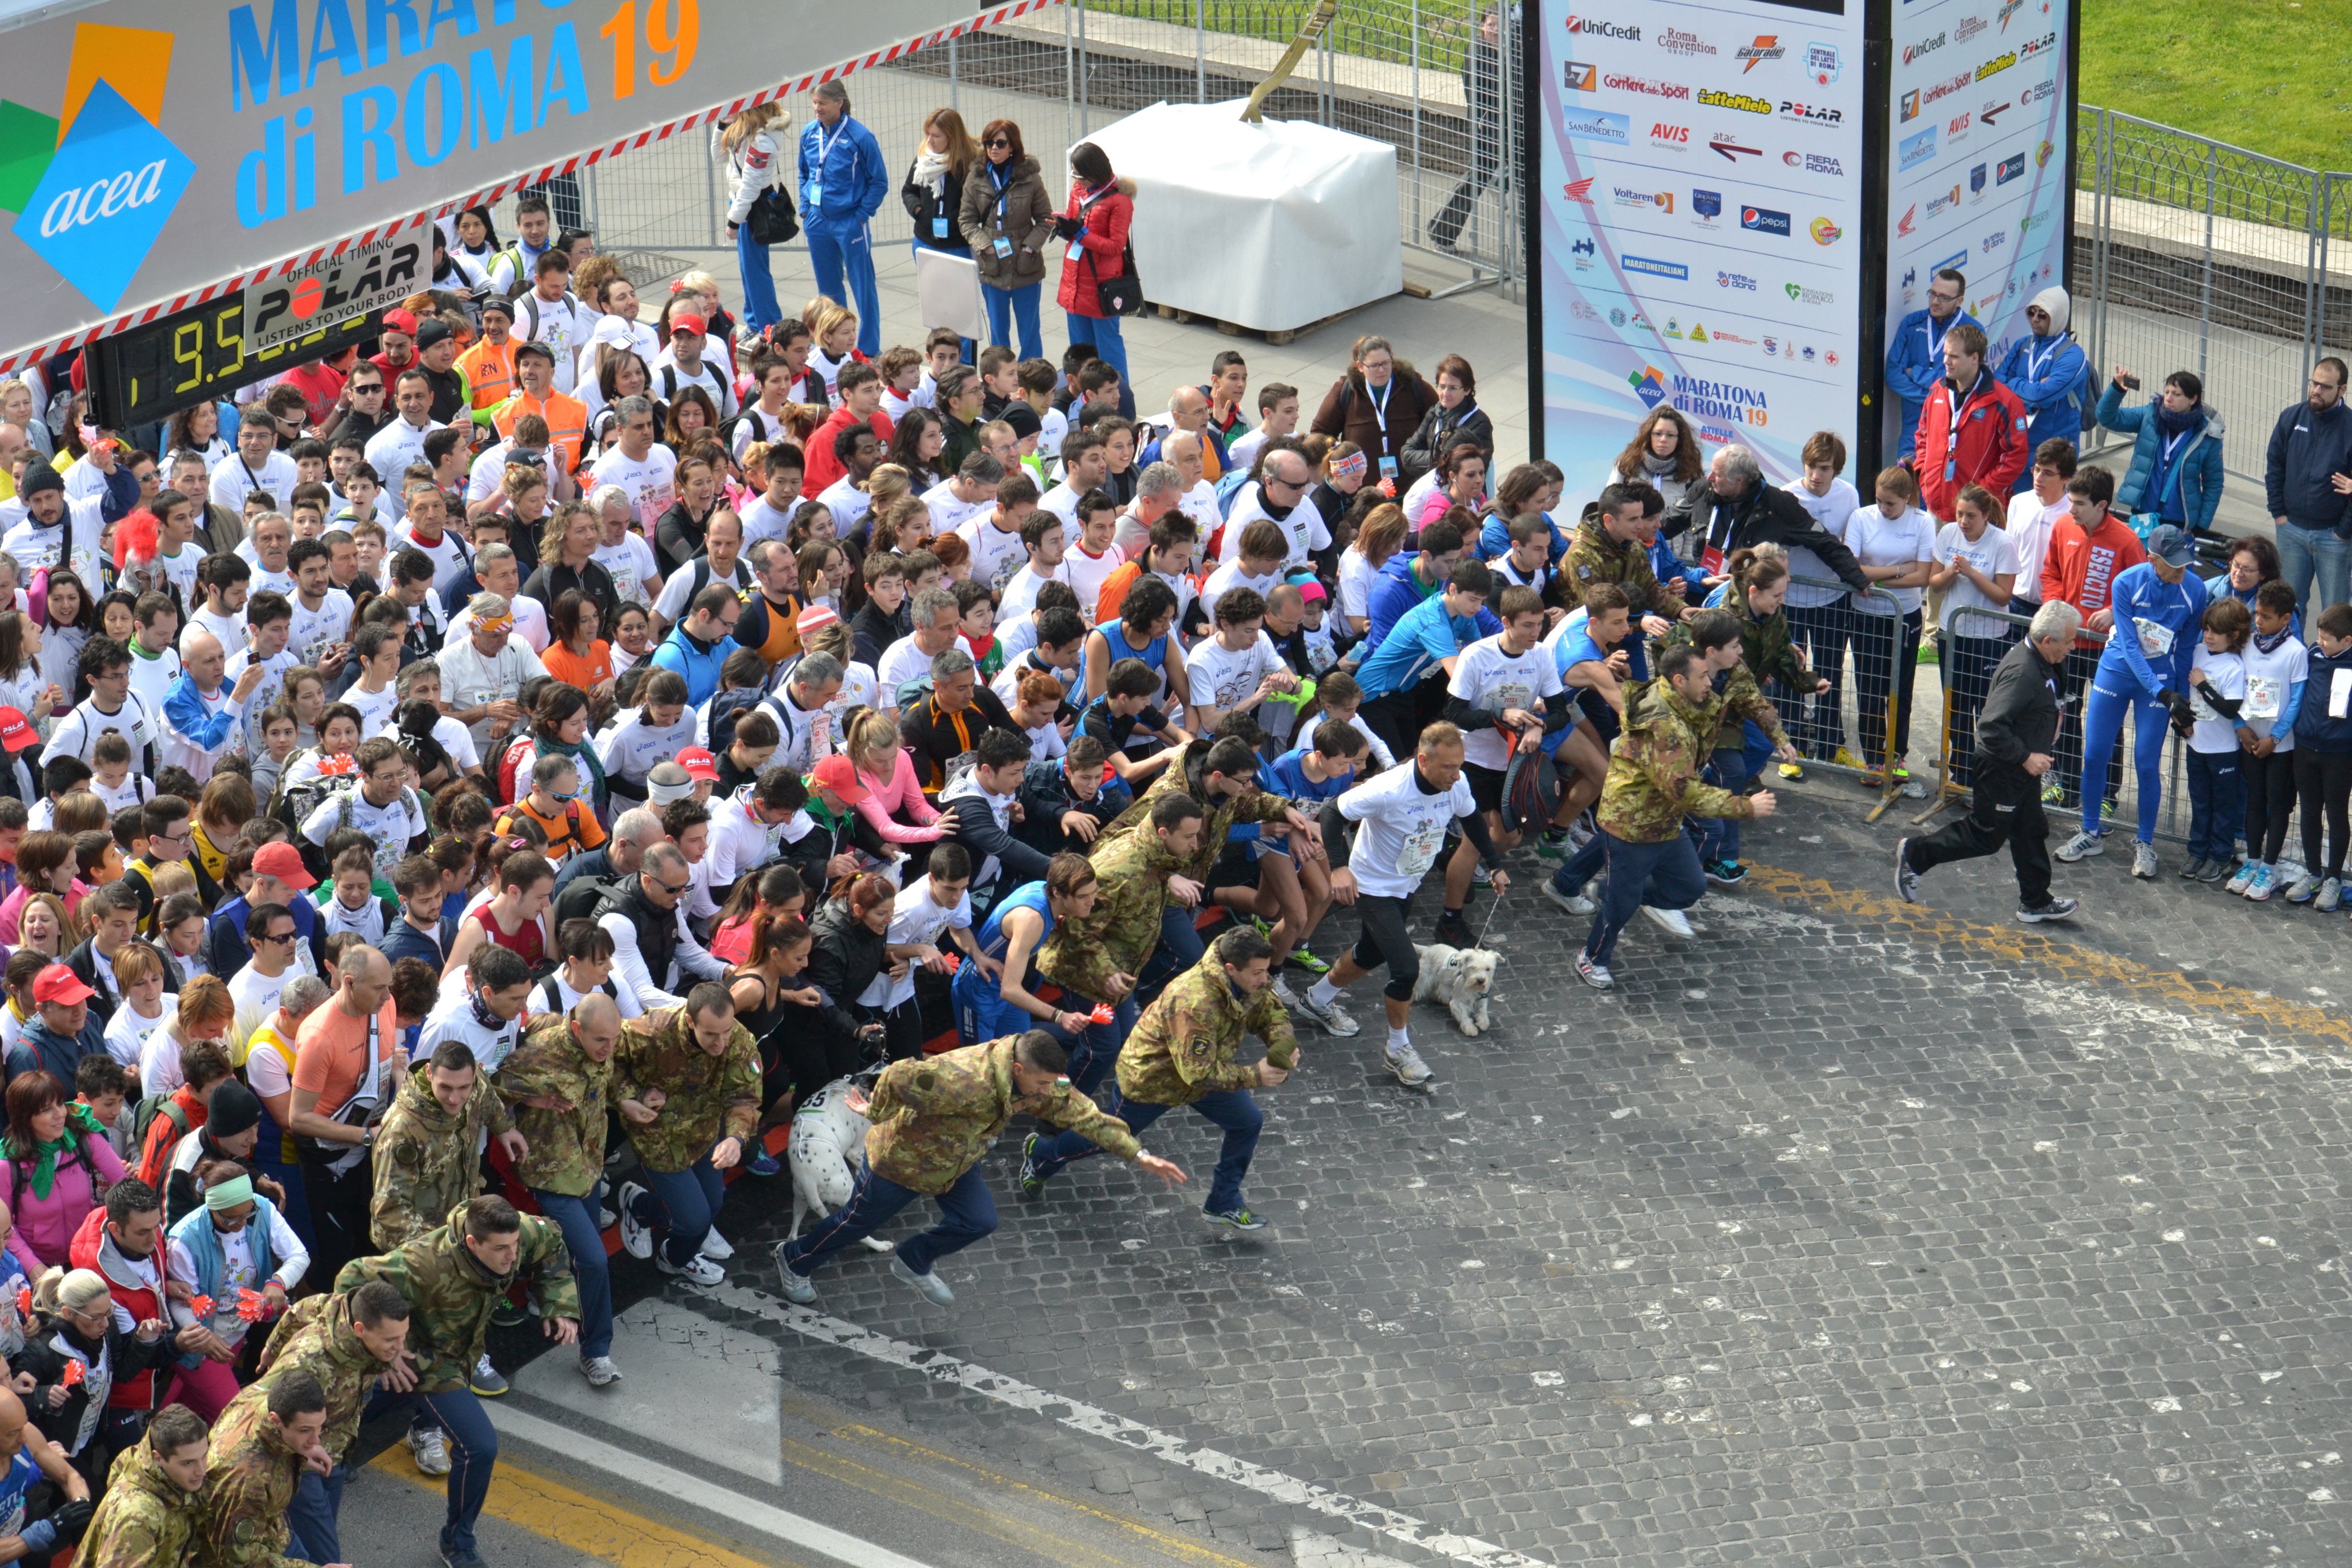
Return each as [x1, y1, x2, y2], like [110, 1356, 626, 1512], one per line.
[1844, 505, 1937, 616]
[361, 420, 443, 521]
[1337, 549, 1382, 626]
[818, 476, 872, 542]
[285, 590, 355, 667]
[1780, 477, 1863, 610]
[2238, 633, 2310, 749]
[209, 452, 300, 516]
[736, 491, 796, 547]
[388, 523, 472, 595]
[1054, 544, 1120, 620]
[652, 559, 751, 624]
[958, 513, 1028, 592]
[300, 784, 428, 878]
[514, 290, 587, 396]
[876, 635, 939, 703]
[226, 966, 291, 1058]
[1932, 522, 2021, 640]
[1184, 631, 1285, 722]
[1036, 482, 1085, 528]
[47, 692, 159, 767]
[994, 565, 1057, 628]
[447, 594, 551, 655]
[186, 605, 248, 659]
[1335, 761, 1476, 899]
[1447, 632, 1566, 771]
[2186, 647, 2249, 755]
[125, 645, 182, 728]
[856, 875, 973, 1010]
[222, 647, 301, 755]
[597, 706, 698, 781]
[345, 680, 400, 739]
[921, 479, 991, 538]
[465, 440, 560, 508]
[1198, 559, 1277, 625]
[542, 968, 644, 1021]
[593, 531, 661, 610]
[589, 446, 679, 533]
[104, 997, 172, 1071]
[1218, 485, 1332, 572]
[418, 989, 522, 1076]
[2003, 489, 2069, 600]
[652, 353, 738, 421]
[90, 770, 155, 813]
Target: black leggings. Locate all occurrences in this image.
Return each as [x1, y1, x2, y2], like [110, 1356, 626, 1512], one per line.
[2243, 748, 2296, 864]
[1348, 893, 1422, 1001]
[2296, 748, 2352, 878]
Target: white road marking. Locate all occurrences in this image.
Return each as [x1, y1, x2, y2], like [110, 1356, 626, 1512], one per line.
[712, 1282, 1546, 1568]
[491, 1405, 939, 1568]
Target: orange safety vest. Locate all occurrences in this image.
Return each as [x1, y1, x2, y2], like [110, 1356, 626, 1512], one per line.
[458, 337, 519, 414]
[495, 389, 587, 475]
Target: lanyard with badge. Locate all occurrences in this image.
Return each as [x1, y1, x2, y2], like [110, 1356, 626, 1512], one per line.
[806, 121, 845, 208]
[1367, 378, 1397, 479]
[989, 163, 1015, 258]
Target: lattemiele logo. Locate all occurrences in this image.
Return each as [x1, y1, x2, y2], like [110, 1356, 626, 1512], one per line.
[1976, 49, 2019, 80]
[1657, 27, 1716, 56]
[1, 24, 198, 312]
[1735, 35, 1786, 72]
[1902, 33, 1947, 65]
[1565, 61, 1599, 90]
[1651, 123, 1692, 150]
[1897, 203, 1918, 235]
[1567, 15, 1643, 40]
[1810, 216, 1843, 245]
[2018, 30, 2059, 56]
[1954, 13, 1988, 42]
[1739, 205, 1791, 235]
[1698, 89, 1772, 115]
[1605, 72, 1691, 99]
[1779, 100, 1842, 127]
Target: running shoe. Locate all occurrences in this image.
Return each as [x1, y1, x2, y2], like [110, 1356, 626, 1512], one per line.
[1703, 859, 1747, 886]
[2054, 830, 2104, 863]
[2286, 871, 2321, 902]
[1535, 828, 1573, 861]
[1893, 839, 1920, 904]
[698, 1229, 734, 1261]
[2101, 798, 2120, 821]
[1294, 990, 1361, 1037]
[2319, 877, 2343, 912]
[2225, 861, 2260, 895]
[1384, 1042, 1434, 1086]
[2177, 857, 2209, 881]
[1019, 1133, 1047, 1195]
[2131, 841, 2159, 880]
[892, 1257, 955, 1307]
[2246, 864, 2276, 900]
[1472, 863, 1493, 887]
[1542, 879, 1595, 917]
[615, 1182, 652, 1260]
[2017, 897, 2079, 923]
[657, 1252, 725, 1287]
[1576, 953, 1614, 990]
[2199, 858, 2235, 885]
[2041, 779, 2066, 805]
[1859, 768, 1885, 790]
[1777, 761, 1805, 781]
[1433, 909, 1477, 947]
[1271, 975, 1301, 1007]
[1286, 948, 1331, 975]
[439, 1546, 486, 1568]
[1203, 1206, 1267, 1232]
[744, 1145, 782, 1178]
[579, 1356, 622, 1388]
[1916, 644, 1939, 665]
[409, 1428, 451, 1477]
[1641, 906, 1694, 938]
[1832, 748, 1860, 770]
[773, 1243, 817, 1304]
[469, 1354, 507, 1398]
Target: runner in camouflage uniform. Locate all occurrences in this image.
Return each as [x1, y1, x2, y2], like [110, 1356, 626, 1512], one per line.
[193, 1371, 336, 1568]
[775, 1031, 1186, 1307]
[494, 998, 624, 1386]
[1035, 794, 1204, 1076]
[611, 986, 761, 1286]
[369, 1048, 526, 1252]
[260, 1282, 415, 1567]
[1022, 928, 1296, 1231]
[73, 1406, 205, 1568]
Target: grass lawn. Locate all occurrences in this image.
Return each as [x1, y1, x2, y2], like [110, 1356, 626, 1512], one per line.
[2077, 0, 2345, 168]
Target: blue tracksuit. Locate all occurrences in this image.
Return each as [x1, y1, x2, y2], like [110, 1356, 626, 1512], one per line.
[797, 114, 889, 355]
[1884, 307, 1982, 459]
[1360, 553, 1501, 657]
[1996, 331, 2092, 486]
[2080, 560, 2209, 841]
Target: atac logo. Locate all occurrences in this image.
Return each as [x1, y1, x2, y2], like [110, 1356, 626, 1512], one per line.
[2, 26, 198, 312]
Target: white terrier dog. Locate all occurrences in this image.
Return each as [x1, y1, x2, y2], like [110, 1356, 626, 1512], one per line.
[1411, 943, 1500, 1036]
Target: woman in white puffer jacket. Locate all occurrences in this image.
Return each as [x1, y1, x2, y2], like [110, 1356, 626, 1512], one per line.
[716, 102, 792, 340]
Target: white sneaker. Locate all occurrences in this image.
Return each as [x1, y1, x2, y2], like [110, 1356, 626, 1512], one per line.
[1641, 905, 1694, 938]
[579, 1355, 622, 1387]
[408, 1427, 451, 1477]
[2319, 877, 2343, 912]
[698, 1228, 734, 1261]
[2055, 829, 2104, 863]
[616, 1181, 652, 1260]
[1384, 1042, 1434, 1087]
[1271, 975, 1301, 1006]
[1471, 862, 1493, 887]
[2132, 841, 2159, 880]
[1541, 878, 1595, 916]
[2225, 861, 2260, 895]
[1294, 989, 1361, 1037]
[658, 1251, 726, 1286]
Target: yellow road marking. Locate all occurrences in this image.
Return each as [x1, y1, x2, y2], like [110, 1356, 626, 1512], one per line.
[370, 1449, 808, 1568]
[1745, 862, 2352, 1049]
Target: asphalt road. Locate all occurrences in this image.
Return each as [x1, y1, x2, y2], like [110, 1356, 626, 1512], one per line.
[340, 770, 2352, 1568]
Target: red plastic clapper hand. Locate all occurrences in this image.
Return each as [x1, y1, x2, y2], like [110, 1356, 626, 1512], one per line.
[187, 1293, 215, 1320]
[236, 1289, 276, 1322]
[939, 952, 961, 975]
[11, 1286, 26, 1319]
[1089, 1002, 1115, 1027]
[58, 1359, 83, 1389]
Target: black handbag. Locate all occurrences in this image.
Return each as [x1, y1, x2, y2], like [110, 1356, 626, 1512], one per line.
[747, 185, 800, 247]
[1088, 240, 1144, 317]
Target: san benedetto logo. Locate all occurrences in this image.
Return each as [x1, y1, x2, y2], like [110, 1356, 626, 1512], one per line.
[1698, 88, 1772, 114]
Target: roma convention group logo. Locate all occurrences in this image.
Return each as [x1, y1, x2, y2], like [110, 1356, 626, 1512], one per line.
[0, 26, 198, 312]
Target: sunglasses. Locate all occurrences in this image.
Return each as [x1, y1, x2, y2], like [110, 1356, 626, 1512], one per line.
[256, 929, 298, 945]
[987, 138, 1012, 149]
[657, 880, 690, 897]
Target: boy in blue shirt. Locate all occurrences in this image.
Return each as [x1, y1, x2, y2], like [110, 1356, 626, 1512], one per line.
[1232, 720, 1369, 998]
[1353, 559, 1496, 762]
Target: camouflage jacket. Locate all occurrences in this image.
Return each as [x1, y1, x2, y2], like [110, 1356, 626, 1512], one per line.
[1036, 826, 1190, 1002]
[370, 1063, 514, 1251]
[611, 1006, 761, 1174]
[1118, 949, 1298, 1108]
[1563, 514, 1679, 617]
[1097, 740, 1295, 884]
[493, 1013, 614, 1196]
[255, 1290, 394, 1465]
[193, 1385, 303, 1568]
[1596, 679, 1755, 844]
[76, 1439, 202, 1568]
[337, 1199, 582, 1394]
[866, 1036, 1141, 1194]
[1661, 616, 1794, 755]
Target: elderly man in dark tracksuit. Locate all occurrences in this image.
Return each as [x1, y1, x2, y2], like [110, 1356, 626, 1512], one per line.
[1895, 601, 2085, 922]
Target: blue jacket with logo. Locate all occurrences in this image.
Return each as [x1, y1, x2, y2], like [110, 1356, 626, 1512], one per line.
[1996, 330, 2092, 467]
[650, 625, 728, 709]
[797, 115, 889, 232]
[2263, 398, 2352, 533]
[2095, 559, 2209, 699]
[1883, 306, 1982, 458]
[2097, 384, 2224, 531]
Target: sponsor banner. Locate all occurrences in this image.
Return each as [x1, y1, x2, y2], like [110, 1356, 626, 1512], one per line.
[1532, 0, 1862, 491]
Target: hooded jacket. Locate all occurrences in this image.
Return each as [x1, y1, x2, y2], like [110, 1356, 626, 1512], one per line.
[611, 1004, 761, 1174]
[68, 1207, 178, 1412]
[74, 1433, 204, 1568]
[960, 155, 1058, 290]
[805, 894, 891, 1044]
[494, 1012, 614, 1197]
[254, 1289, 390, 1464]
[2097, 383, 2225, 529]
[864, 1035, 1140, 1194]
[1035, 821, 1192, 1004]
[194, 1381, 309, 1568]
[1996, 285, 2093, 462]
[2264, 396, 2352, 532]
[368, 1062, 514, 1251]
[4, 1010, 108, 1093]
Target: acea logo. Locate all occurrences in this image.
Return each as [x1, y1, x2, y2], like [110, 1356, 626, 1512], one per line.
[1627, 364, 1671, 408]
[0, 27, 198, 312]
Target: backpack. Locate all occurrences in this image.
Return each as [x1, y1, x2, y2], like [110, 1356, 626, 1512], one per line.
[717, 405, 776, 456]
[268, 753, 359, 835]
[131, 1093, 188, 1186]
[536, 972, 617, 1013]
[704, 687, 767, 758]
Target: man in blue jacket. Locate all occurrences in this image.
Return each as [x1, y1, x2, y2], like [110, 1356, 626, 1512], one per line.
[649, 582, 740, 709]
[797, 80, 888, 357]
[1884, 268, 1979, 460]
[1996, 286, 2091, 489]
[2265, 357, 2352, 616]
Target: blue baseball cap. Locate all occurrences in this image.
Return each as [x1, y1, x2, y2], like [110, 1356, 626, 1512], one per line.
[2145, 524, 2196, 568]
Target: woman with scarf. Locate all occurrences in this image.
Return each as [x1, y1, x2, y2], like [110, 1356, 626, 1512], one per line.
[159, 1157, 307, 1423]
[904, 108, 980, 361]
[1613, 406, 1704, 524]
[961, 119, 1056, 362]
[2097, 366, 2225, 534]
[498, 684, 609, 818]
[16, 1265, 168, 1487]
[0, 1070, 123, 1277]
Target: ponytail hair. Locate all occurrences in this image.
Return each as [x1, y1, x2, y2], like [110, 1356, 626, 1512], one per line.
[1727, 542, 1789, 594]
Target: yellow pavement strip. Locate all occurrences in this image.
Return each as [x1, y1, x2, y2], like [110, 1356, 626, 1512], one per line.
[371, 1450, 807, 1568]
[1744, 862, 2352, 1050]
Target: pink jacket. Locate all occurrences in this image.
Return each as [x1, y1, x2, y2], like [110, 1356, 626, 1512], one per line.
[1, 1130, 126, 1277]
[854, 749, 944, 845]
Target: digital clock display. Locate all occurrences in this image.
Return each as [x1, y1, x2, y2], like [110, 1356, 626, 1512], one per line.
[84, 299, 381, 430]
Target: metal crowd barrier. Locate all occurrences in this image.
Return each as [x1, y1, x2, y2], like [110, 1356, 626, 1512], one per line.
[1772, 577, 1924, 821]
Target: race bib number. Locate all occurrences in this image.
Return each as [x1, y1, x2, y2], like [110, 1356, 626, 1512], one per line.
[2246, 674, 2282, 721]
[1397, 821, 1444, 878]
[2134, 617, 2175, 658]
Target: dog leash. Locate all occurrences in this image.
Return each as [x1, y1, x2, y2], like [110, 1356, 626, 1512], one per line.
[1471, 883, 1505, 950]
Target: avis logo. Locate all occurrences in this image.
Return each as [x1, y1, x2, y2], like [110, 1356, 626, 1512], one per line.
[0, 25, 197, 312]
[1627, 364, 1671, 409]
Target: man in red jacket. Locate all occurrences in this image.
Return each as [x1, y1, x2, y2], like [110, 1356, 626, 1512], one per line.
[67, 1179, 212, 1434]
[1916, 322, 2031, 520]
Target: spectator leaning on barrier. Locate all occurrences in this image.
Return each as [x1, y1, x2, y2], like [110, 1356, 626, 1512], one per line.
[2264, 357, 2352, 617]
[2096, 365, 2224, 537]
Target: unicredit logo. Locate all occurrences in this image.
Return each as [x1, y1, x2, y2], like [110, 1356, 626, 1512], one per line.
[1903, 33, 1948, 64]
[1567, 15, 1643, 40]
[38, 162, 172, 237]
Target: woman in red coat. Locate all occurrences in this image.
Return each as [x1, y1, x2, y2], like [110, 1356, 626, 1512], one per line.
[1056, 142, 1137, 418]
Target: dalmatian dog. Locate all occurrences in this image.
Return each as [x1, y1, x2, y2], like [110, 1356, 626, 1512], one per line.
[1411, 943, 1500, 1037]
[788, 1071, 894, 1253]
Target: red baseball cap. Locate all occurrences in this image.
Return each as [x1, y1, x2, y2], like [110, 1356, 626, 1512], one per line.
[677, 747, 721, 783]
[31, 965, 94, 1007]
[810, 754, 869, 804]
[0, 709, 36, 753]
[382, 308, 418, 335]
[251, 841, 317, 890]
[670, 312, 707, 337]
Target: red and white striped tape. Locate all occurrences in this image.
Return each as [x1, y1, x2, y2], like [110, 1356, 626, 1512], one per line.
[0, 0, 1065, 377]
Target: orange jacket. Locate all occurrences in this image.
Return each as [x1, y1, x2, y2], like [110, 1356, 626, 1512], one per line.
[458, 337, 520, 419]
[495, 389, 587, 475]
[2039, 512, 2146, 640]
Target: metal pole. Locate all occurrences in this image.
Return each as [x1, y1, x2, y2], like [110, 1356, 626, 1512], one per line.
[2322, 177, 2338, 358]
[1195, 0, 1205, 104]
[2307, 170, 2323, 365]
[1063, 1, 1074, 163]
[1077, 0, 1089, 140]
[1410, 0, 1422, 246]
[949, 33, 960, 115]
[2198, 139, 2216, 381]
